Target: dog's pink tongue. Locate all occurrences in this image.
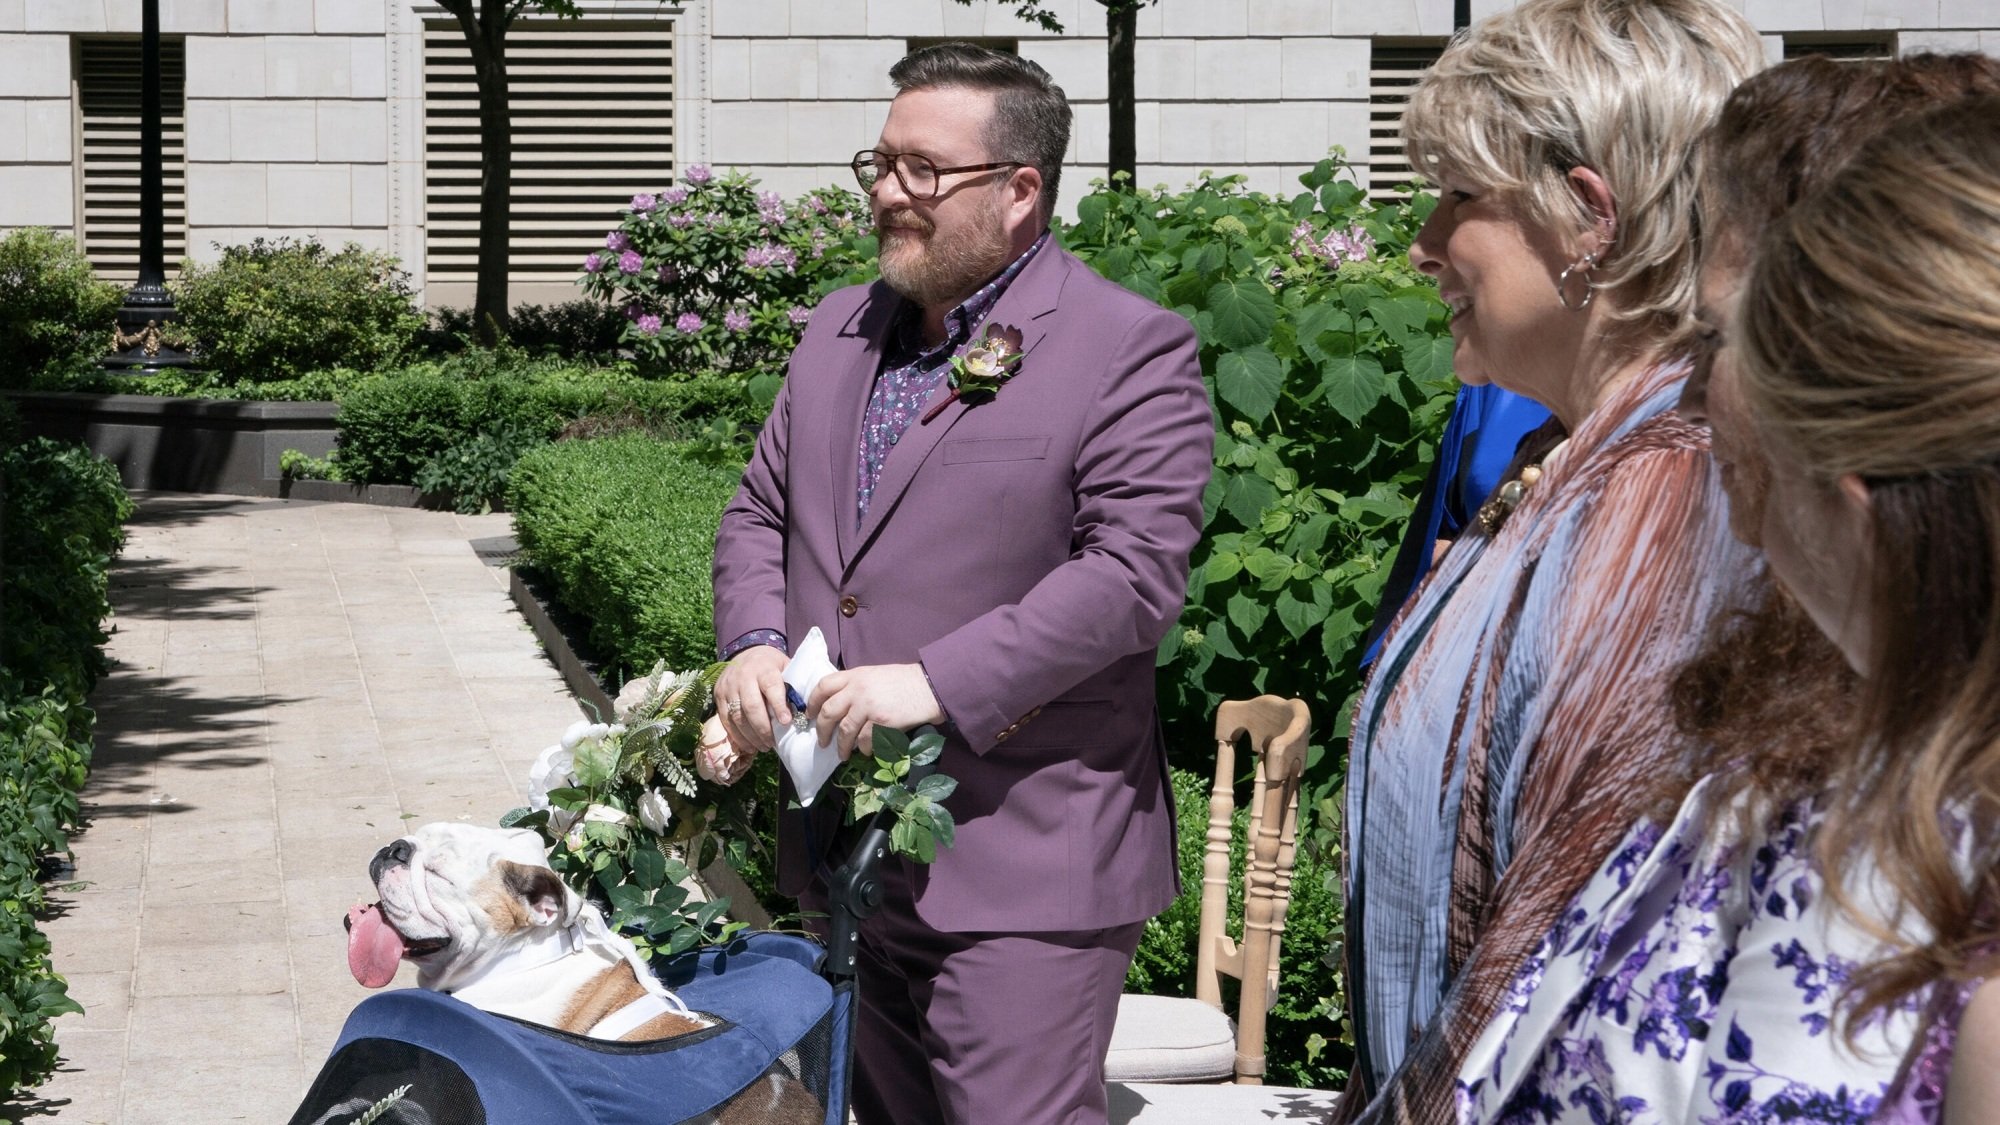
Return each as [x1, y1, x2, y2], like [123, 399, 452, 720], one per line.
[346, 903, 405, 988]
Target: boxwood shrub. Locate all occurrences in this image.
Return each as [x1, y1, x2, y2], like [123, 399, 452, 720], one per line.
[332, 357, 751, 475]
[0, 228, 124, 390]
[0, 407, 132, 1094]
[170, 237, 425, 385]
[507, 433, 742, 675]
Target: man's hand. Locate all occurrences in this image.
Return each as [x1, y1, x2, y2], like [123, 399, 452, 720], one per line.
[805, 664, 944, 761]
[715, 645, 790, 753]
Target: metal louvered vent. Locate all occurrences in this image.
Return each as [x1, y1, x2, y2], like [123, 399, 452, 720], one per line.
[1782, 35, 1894, 61]
[423, 21, 676, 285]
[77, 37, 187, 282]
[1367, 44, 1443, 204]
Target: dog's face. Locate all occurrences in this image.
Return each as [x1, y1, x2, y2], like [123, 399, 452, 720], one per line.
[346, 823, 576, 993]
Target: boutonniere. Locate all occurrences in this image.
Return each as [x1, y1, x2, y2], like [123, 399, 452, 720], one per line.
[921, 323, 1026, 424]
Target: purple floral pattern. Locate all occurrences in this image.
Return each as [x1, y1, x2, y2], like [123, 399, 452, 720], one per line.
[854, 233, 1047, 524]
[1458, 779, 1933, 1123]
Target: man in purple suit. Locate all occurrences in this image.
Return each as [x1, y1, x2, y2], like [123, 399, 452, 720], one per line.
[710, 43, 1212, 1125]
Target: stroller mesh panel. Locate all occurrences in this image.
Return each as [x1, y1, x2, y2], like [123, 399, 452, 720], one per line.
[288, 1037, 485, 1125]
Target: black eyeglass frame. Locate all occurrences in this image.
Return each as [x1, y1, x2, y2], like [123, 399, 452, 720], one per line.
[849, 149, 1027, 200]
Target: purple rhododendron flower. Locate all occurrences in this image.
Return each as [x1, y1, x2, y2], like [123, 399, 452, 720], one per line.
[624, 302, 642, 321]
[630, 193, 657, 213]
[662, 187, 689, 205]
[723, 308, 751, 332]
[618, 249, 643, 274]
[744, 243, 798, 272]
[787, 306, 811, 326]
[668, 212, 694, 229]
[606, 230, 630, 251]
[583, 252, 605, 273]
[656, 264, 678, 285]
[684, 164, 713, 185]
[675, 312, 704, 333]
[1291, 221, 1374, 266]
[637, 314, 663, 336]
[758, 190, 785, 224]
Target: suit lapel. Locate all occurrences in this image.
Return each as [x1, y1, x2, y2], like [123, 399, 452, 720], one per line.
[827, 284, 902, 570]
[844, 244, 1072, 574]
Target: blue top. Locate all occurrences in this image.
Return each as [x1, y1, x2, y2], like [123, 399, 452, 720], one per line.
[1361, 384, 1551, 668]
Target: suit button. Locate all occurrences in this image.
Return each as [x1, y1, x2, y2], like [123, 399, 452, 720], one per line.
[839, 595, 858, 618]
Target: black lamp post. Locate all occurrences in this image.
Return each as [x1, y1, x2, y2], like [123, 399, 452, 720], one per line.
[102, 0, 192, 373]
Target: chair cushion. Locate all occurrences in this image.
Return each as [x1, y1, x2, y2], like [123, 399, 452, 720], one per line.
[1106, 1081, 1342, 1124]
[1104, 993, 1235, 1082]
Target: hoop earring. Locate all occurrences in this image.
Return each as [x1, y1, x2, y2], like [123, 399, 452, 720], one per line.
[1556, 253, 1599, 312]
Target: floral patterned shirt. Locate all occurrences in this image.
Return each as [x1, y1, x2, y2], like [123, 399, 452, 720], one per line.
[856, 231, 1049, 524]
[1456, 776, 1931, 1123]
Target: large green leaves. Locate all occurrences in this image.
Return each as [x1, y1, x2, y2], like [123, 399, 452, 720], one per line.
[1063, 158, 1455, 889]
[1216, 346, 1284, 421]
[1209, 278, 1279, 349]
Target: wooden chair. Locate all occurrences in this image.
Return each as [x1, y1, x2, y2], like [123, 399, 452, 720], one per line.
[1105, 695, 1312, 1086]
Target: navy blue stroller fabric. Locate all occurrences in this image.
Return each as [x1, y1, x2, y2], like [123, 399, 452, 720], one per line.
[289, 931, 852, 1125]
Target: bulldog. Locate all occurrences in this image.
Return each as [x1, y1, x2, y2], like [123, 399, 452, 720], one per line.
[344, 822, 712, 1040]
[341, 823, 824, 1125]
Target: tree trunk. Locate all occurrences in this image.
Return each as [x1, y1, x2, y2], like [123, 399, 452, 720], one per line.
[471, 4, 512, 346]
[1107, 2, 1137, 186]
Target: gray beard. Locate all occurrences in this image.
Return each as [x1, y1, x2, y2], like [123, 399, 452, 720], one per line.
[877, 200, 1014, 311]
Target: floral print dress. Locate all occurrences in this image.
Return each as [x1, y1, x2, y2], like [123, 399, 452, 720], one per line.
[1455, 776, 1928, 1123]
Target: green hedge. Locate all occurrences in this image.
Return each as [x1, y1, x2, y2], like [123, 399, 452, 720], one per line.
[1127, 768, 1348, 1089]
[0, 228, 123, 391]
[507, 433, 742, 675]
[329, 355, 751, 512]
[170, 237, 425, 386]
[0, 406, 132, 1094]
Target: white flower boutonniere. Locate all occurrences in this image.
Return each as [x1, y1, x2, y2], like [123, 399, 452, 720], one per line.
[923, 322, 1026, 424]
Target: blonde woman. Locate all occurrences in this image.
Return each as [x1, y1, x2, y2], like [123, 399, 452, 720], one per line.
[1734, 96, 2000, 1123]
[1339, 1, 1765, 1119]
[1451, 58, 2000, 1121]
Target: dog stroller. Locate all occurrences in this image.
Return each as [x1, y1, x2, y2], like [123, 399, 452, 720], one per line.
[288, 815, 900, 1125]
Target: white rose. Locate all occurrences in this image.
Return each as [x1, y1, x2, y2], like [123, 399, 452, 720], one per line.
[561, 720, 614, 752]
[547, 803, 580, 837]
[636, 788, 674, 835]
[526, 743, 575, 811]
[582, 803, 629, 826]
[564, 803, 627, 851]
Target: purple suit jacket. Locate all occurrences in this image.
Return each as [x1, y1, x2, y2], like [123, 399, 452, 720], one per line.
[712, 242, 1212, 933]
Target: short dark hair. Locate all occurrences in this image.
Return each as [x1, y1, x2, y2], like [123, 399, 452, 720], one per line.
[889, 41, 1072, 219]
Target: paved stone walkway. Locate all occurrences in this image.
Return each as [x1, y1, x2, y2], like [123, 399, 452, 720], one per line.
[9, 493, 584, 1124]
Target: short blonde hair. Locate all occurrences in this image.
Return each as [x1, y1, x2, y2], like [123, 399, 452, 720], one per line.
[1403, 0, 1764, 349]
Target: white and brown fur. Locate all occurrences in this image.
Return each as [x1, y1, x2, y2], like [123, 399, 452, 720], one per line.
[361, 824, 820, 1124]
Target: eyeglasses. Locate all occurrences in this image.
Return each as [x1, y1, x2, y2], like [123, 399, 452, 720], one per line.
[850, 150, 1025, 200]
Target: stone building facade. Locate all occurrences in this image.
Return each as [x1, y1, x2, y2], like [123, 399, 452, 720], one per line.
[1, 0, 1994, 305]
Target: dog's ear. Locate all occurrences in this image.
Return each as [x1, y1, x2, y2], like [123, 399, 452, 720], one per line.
[498, 860, 570, 928]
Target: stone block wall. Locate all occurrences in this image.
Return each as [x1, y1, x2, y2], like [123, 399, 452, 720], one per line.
[2, 0, 1997, 301]
[704, 0, 1460, 203]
